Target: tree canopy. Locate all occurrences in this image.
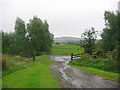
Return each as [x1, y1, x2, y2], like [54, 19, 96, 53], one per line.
[2, 16, 54, 58]
[80, 27, 97, 54]
[101, 11, 118, 51]
[27, 16, 53, 53]
[101, 11, 119, 61]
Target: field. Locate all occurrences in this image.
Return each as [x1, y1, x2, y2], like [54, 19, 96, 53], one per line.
[2, 55, 61, 88]
[51, 44, 84, 56]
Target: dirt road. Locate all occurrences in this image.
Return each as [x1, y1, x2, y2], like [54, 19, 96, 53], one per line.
[50, 56, 119, 88]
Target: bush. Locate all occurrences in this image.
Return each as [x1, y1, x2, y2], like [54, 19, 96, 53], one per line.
[69, 56, 119, 73]
[81, 53, 92, 59]
[2, 54, 35, 76]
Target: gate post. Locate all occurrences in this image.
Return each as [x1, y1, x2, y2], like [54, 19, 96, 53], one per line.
[71, 53, 73, 61]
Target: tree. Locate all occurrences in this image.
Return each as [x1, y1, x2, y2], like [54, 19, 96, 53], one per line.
[118, 11, 120, 61]
[101, 11, 120, 61]
[14, 17, 27, 56]
[2, 16, 53, 61]
[14, 17, 34, 57]
[2, 32, 18, 55]
[2, 32, 10, 53]
[27, 16, 53, 53]
[101, 11, 118, 51]
[14, 17, 26, 38]
[80, 27, 97, 54]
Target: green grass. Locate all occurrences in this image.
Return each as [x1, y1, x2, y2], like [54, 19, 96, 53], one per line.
[52, 44, 84, 56]
[68, 64, 120, 82]
[3, 55, 61, 88]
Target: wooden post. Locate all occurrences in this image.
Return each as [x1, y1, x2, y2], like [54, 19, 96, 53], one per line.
[33, 56, 35, 61]
[33, 52, 35, 61]
[71, 53, 73, 61]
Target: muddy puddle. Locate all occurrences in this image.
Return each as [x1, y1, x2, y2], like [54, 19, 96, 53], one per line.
[50, 56, 119, 88]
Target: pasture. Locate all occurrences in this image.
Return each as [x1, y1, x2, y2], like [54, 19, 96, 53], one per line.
[51, 44, 84, 56]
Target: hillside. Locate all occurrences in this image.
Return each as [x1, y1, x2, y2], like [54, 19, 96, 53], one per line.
[54, 36, 83, 42]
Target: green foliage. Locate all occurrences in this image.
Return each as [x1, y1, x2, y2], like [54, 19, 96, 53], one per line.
[2, 32, 10, 53]
[69, 56, 119, 73]
[27, 16, 53, 53]
[94, 40, 102, 51]
[14, 17, 33, 56]
[2, 18, 33, 56]
[14, 17, 26, 38]
[101, 11, 120, 62]
[52, 44, 84, 56]
[2, 16, 53, 58]
[80, 27, 98, 54]
[118, 11, 120, 61]
[80, 53, 92, 58]
[101, 11, 118, 49]
[2, 32, 18, 55]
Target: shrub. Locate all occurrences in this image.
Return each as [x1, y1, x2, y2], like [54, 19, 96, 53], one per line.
[70, 57, 119, 73]
[81, 53, 92, 59]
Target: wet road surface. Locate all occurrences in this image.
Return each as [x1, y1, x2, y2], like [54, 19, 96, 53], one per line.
[50, 56, 119, 88]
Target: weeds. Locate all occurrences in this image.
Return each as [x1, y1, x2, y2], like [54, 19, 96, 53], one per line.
[70, 53, 120, 73]
[2, 54, 36, 76]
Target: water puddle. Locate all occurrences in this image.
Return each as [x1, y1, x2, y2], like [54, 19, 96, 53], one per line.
[50, 56, 119, 88]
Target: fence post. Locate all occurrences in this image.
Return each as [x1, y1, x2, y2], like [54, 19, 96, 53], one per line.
[71, 53, 73, 61]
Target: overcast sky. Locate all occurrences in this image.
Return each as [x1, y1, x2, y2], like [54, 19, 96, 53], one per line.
[0, 0, 119, 38]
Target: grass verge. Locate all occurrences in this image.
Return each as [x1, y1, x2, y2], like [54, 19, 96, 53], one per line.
[68, 63, 120, 82]
[3, 55, 61, 88]
[2, 54, 35, 76]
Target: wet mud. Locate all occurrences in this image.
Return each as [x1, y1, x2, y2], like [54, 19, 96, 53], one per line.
[50, 56, 119, 88]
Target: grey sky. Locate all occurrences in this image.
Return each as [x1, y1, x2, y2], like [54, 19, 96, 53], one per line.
[0, 0, 119, 38]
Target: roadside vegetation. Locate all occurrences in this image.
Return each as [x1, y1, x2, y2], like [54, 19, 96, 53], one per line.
[2, 54, 35, 76]
[69, 11, 120, 82]
[3, 55, 61, 88]
[69, 53, 119, 73]
[69, 53, 120, 82]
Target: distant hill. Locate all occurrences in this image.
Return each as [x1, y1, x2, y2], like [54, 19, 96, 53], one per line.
[54, 36, 83, 42]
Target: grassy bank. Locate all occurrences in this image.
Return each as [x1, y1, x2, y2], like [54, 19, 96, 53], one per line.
[3, 55, 61, 88]
[69, 55, 120, 73]
[52, 44, 84, 56]
[69, 64, 120, 82]
[69, 53, 120, 82]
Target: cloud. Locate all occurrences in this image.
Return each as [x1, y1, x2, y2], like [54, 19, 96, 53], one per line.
[1, 0, 119, 37]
